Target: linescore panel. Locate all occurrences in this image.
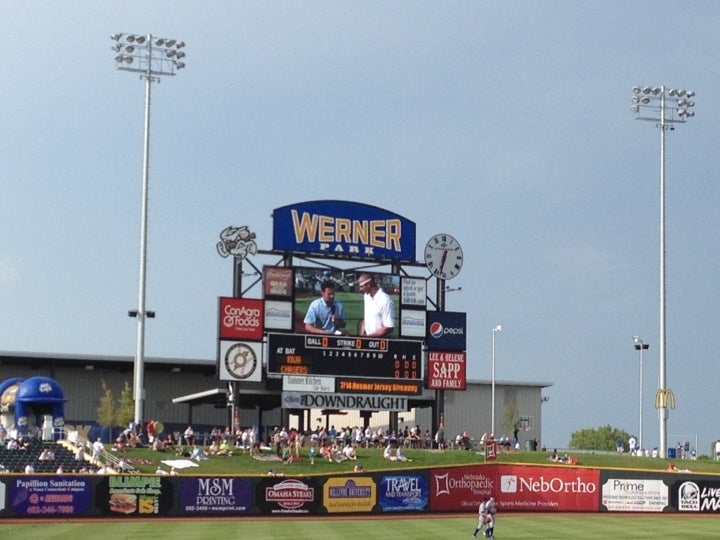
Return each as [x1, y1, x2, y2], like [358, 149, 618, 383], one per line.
[267, 333, 423, 380]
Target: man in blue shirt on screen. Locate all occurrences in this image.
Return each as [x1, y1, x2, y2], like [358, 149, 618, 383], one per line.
[304, 280, 347, 335]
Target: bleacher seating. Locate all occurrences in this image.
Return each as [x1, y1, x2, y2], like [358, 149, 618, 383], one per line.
[0, 441, 91, 473]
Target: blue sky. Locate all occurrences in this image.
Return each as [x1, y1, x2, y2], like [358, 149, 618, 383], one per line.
[1, 1, 719, 451]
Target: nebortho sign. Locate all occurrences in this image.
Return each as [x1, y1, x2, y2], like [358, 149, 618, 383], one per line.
[272, 200, 416, 261]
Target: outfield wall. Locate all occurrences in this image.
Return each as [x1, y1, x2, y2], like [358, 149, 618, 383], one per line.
[1, 463, 719, 518]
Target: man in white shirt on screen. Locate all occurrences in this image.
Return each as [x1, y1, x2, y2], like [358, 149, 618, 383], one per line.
[357, 273, 395, 338]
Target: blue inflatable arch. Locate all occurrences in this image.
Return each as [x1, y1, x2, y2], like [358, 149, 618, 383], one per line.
[0, 376, 66, 438]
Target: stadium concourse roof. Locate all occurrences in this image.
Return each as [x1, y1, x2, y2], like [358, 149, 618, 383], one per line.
[0, 350, 215, 375]
[172, 381, 282, 411]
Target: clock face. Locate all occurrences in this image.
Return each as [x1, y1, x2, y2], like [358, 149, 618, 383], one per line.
[424, 234, 463, 279]
[224, 343, 258, 380]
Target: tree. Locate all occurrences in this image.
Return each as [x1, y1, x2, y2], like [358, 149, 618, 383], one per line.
[115, 380, 134, 428]
[96, 379, 116, 427]
[500, 399, 520, 437]
[569, 425, 632, 451]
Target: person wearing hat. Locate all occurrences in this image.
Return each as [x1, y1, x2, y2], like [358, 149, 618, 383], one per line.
[472, 495, 497, 538]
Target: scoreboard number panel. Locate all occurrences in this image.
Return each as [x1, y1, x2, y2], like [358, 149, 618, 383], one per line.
[267, 333, 423, 380]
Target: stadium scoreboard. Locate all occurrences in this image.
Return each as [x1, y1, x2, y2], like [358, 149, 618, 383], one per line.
[267, 333, 423, 380]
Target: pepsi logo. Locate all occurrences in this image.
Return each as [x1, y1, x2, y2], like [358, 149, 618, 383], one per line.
[429, 322, 466, 339]
[429, 322, 444, 338]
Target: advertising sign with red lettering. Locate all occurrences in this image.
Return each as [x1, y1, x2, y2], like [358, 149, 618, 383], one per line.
[497, 465, 599, 512]
[429, 465, 599, 512]
[263, 266, 293, 298]
[429, 465, 496, 512]
[218, 297, 263, 341]
[427, 351, 466, 390]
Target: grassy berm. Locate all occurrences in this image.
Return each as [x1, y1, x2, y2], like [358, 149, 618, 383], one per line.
[109, 444, 720, 476]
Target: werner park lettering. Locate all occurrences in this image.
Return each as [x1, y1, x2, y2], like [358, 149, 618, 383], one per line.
[272, 201, 416, 261]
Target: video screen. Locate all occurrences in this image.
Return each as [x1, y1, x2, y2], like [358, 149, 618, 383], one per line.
[292, 267, 400, 337]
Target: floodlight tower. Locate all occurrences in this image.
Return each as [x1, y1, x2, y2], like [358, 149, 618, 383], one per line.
[630, 85, 695, 457]
[491, 325, 502, 436]
[111, 33, 187, 424]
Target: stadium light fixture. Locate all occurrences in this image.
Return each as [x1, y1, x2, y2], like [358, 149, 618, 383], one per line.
[112, 33, 187, 425]
[491, 325, 502, 436]
[631, 85, 695, 457]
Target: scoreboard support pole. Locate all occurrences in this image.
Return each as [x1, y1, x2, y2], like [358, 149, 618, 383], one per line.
[228, 256, 243, 434]
[434, 277, 446, 445]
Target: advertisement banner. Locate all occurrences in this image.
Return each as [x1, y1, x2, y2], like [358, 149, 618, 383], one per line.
[257, 477, 322, 514]
[98, 476, 174, 516]
[426, 311, 466, 351]
[263, 266, 293, 298]
[218, 297, 264, 341]
[400, 277, 427, 307]
[378, 474, 428, 512]
[283, 375, 335, 394]
[429, 466, 495, 512]
[179, 477, 253, 515]
[673, 479, 720, 512]
[264, 300, 293, 330]
[323, 477, 376, 513]
[7, 476, 92, 517]
[497, 465, 599, 511]
[601, 477, 668, 512]
[282, 392, 408, 412]
[272, 200, 417, 261]
[400, 309, 427, 338]
[427, 351, 466, 390]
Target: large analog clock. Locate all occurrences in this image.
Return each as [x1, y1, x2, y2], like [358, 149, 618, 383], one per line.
[424, 233, 463, 280]
[224, 343, 258, 380]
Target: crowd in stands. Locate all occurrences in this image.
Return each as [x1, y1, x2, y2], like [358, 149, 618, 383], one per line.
[1, 417, 551, 475]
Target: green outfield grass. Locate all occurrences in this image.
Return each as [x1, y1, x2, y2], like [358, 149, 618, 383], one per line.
[2, 514, 717, 539]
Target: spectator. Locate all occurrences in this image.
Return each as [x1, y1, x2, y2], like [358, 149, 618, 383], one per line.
[383, 444, 396, 461]
[74, 444, 86, 461]
[146, 420, 156, 444]
[395, 446, 413, 462]
[343, 443, 357, 461]
[113, 437, 126, 452]
[217, 440, 233, 456]
[24, 463, 35, 474]
[56, 464, 65, 474]
[162, 432, 177, 451]
[435, 425, 446, 450]
[92, 438, 104, 461]
[628, 435, 637, 455]
[183, 426, 195, 447]
[38, 448, 54, 461]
